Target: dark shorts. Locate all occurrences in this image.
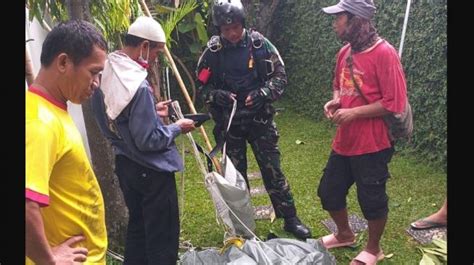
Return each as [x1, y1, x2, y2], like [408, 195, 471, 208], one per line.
[317, 147, 394, 220]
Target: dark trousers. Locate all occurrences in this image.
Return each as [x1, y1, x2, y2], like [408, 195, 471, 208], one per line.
[115, 155, 179, 265]
[317, 147, 394, 220]
[213, 120, 297, 218]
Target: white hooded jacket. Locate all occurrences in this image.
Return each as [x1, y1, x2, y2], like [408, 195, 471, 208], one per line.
[100, 51, 148, 120]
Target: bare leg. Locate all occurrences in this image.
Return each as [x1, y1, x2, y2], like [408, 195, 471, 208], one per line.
[413, 199, 447, 226]
[350, 216, 387, 265]
[366, 217, 386, 254]
[328, 208, 356, 242]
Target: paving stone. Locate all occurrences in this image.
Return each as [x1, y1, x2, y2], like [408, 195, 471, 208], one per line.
[321, 214, 368, 234]
[248, 172, 262, 180]
[253, 205, 275, 220]
[250, 186, 267, 197]
[406, 226, 447, 245]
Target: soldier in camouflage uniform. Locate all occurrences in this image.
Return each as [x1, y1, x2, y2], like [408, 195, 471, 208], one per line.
[195, 0, 312, 240]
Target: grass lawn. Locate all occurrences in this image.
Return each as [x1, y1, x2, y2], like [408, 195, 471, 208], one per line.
[107, 101, 447, 264]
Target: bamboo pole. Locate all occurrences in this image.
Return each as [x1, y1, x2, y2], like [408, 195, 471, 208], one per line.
[139, 0, 221, 173]
[41, 19, 52, 32]
[171, 53, 196, 103]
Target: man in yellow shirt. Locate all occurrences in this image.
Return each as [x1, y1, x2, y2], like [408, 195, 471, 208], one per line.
[26, 20, 108, 264]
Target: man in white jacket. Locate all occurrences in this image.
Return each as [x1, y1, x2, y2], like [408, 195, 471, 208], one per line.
[91, 16, 195, 265]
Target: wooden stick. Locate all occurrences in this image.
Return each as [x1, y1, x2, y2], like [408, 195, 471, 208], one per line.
[139, 0, 152, 17]
[171, 53, 196, 103]
[41, 19, 52, 32]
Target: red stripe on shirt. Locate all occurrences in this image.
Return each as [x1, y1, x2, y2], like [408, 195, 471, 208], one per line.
[29, 86, 67, 111]
[25, 188, 49, 207]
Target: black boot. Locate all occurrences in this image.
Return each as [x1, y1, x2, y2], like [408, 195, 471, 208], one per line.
[284, 216, 312, 240]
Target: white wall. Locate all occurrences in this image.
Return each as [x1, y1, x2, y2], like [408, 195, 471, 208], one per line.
[26, 8, 92, 161]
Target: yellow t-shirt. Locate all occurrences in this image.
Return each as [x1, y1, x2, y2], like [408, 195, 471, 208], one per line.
[26, 88, 107, 264]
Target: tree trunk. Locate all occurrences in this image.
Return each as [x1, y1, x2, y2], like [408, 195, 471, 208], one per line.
[66, 0, 127, 251]
[82, 101, 128, 250]
[242, 0, 280, 39]
[66, 0, 91, 21]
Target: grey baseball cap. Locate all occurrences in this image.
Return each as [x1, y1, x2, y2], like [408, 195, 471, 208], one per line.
[322, 0, 376, 20]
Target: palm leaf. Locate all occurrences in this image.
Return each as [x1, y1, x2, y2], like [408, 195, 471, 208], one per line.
[27, 0, 67, 23]
[159, 0, 198, 47]
[418, 239, 447, 265]
[194, 12, 208, 46]
[431, 238, 447, 253]
[89, 0, 138, 45]
[155, 4, 176, 14]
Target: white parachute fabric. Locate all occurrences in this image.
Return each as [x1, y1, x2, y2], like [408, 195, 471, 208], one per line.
[172, 100, 256, 238]
[204, 100, 256, 238]
[204, 155, 256, 238]
[180, 238, 337, 265]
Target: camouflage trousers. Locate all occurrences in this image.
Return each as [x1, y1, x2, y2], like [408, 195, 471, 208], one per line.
[213, 118, 297, 218]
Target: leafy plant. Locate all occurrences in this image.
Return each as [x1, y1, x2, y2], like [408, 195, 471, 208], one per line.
[153, 0, 210, 57]
[91, 0, 141, 46]
[27, 0, 141, 49]
[27, 0, 68, 25]
[418, 238, 447, 265]
[157, 0, 198, 48]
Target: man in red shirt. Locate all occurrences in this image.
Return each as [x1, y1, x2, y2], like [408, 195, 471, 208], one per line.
[317, 0, 408, 264]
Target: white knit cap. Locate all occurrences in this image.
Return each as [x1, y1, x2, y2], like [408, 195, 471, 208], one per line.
[128, 16, 166, 43]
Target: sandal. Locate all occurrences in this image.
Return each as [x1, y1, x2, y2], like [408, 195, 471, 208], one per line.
[320, 233, 356, 249]
[410, 218, 446, 230]
[350, 250, 384, 265]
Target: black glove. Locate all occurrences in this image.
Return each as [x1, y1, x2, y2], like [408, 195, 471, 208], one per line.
[247, 87, 271, 110]
[209, 89, 234, 107]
